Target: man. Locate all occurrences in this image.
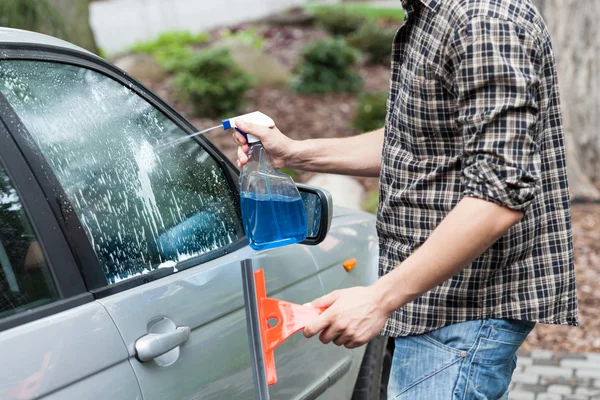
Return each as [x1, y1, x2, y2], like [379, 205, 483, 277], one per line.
[233, 0, 578, 397]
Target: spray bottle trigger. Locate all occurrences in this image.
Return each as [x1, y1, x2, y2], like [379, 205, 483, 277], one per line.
[235, 127, 248, 142]
[236, 128, 260, 145]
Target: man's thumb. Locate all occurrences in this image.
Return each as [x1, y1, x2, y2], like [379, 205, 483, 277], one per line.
[235, 119, 269, 140]
[308, 290, 341, 309]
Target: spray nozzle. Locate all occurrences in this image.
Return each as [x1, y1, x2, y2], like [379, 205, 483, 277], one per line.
[222, 111, 275, 145]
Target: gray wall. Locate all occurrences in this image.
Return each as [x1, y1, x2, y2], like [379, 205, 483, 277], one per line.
[90, 0, 331, 54]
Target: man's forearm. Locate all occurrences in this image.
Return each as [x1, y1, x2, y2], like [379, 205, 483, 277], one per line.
[375, 197, 524, 313]
[288, 128, 384, 177]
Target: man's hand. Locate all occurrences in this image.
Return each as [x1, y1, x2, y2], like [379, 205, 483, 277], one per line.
[234, 119, 296, 169]
[303, 286, 390, 349]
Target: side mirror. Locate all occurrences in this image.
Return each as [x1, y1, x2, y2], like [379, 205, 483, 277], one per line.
[297, 184, 333, 246]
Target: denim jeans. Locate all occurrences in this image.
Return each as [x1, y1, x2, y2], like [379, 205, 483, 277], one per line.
[388, 319, 535, 400]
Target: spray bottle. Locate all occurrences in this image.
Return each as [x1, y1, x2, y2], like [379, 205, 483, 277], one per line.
[222, 112, 307, 250]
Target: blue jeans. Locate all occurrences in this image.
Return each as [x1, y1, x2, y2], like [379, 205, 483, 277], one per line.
[388, 319, 535, 400]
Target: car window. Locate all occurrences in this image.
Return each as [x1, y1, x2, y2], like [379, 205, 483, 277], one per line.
[0, 60, 244, 285]
[0, 161, 58, 318]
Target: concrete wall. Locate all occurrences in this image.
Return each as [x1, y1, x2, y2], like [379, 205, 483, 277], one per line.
[90, 0, 321, 54]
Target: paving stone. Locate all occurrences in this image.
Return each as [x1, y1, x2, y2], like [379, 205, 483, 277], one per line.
[527, 366, 574, 378]
[519, 384, 548, 393]
[561, 360, 597, 368]
[508, 391, 535, 400]
[575, 388, 600, 396]
[560, 353, 589, 360]
[536, 358, 560, 366]
[563, 396, 591, 400]
[585, 354, 600, 363]
[594, 380, 600, 389]
[512, 373, 540, 384]
[578, 370, 600, 379]
[541, 377, 591, 387]
[541, 377, 574, 386]
[519, 357, 534, 366]
[537, 394, 565, 400]
[547, 384, 573, 395]
[531, 350, 556, 359]
[518, 349, 532, 357]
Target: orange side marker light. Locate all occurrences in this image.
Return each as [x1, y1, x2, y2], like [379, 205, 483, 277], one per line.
[343, 258, 357, 272]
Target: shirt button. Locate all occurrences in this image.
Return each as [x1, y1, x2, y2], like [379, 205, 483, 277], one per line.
[460, 351, 468, 358]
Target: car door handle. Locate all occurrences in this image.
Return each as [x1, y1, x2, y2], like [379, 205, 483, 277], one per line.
[135, 326, 191, 362]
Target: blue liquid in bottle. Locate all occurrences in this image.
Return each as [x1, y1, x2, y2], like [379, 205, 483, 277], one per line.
[238, 139, 308, 251]
[241, 192, 307, 250]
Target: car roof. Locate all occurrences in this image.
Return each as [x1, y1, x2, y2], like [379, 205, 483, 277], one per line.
[0, 27, 95, 56]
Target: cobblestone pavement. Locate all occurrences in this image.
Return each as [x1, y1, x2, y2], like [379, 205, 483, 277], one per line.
[510, 350, 600, 399]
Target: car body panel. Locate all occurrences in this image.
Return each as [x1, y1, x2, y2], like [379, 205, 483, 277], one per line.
[0, 28, 95, 56]
[97, 244, 331, 400]
[0, 302, 141, 399]
[304, 209, 379, 399]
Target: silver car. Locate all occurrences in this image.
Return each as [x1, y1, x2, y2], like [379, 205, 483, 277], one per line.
[0, 28, 390, 400]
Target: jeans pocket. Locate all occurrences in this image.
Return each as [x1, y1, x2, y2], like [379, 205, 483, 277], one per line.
[470, 340, 522, 400]
[389, 335, 462, 399]
[473, 338, 523, 365]
[473, 320, 534, 365]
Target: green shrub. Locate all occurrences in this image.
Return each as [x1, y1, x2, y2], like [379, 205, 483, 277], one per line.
[306, 4, 405, 23]
[222, 27, 265, 49]
[348, 22, 395, 64]
[292, 38, 363, 94]
[313, 7, 367, 36]
[154, 45, 194, 72]
[353, 92, 388, 133]
[362, 190, 379, 214]
[278, 168, 298, 180]
[131, 31, 209, 54]
[172, 48, 254, 118]
[0, 0, 68, 42]
[97, 47, 108, 60]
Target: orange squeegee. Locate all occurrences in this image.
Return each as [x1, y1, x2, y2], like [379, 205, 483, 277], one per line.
[253, 268, 326, 386]
[241, 259, 327, 399]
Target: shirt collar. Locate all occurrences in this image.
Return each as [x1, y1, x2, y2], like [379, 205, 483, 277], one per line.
[401, 0, 441, 13]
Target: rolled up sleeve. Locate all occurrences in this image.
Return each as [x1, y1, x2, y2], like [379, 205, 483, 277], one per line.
[449, 17, 542, 211]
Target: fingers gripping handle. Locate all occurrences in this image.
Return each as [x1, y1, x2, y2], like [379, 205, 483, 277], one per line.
[253, 269, 326, 386]
[222, 111, 275, 145]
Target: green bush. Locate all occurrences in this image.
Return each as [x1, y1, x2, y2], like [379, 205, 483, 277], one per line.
[154, 45, 194, 72]
[172, 48, 254, 118]
[362, 190, 379, 214]
[131, 31, 209, 54]
[313, 7, 367, 36]
[292, 38, 363, 94]
[353, 92, 388, 133]
[0, 0, 68, 43]
[222, 27, 265, 49]
[278, 168, 298, 180]
[306, 4, 405, 23]
[348, 22, 395, 64]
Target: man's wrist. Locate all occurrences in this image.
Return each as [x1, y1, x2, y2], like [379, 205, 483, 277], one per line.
[287, 139, 313, 170]
[373, 268, 412, 316]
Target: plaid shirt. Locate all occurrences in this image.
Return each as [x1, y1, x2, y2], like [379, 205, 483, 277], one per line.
[379, 0, 578, 337]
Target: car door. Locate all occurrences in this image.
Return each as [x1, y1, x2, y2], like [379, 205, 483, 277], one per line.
[0, 113, 141, 399]
[0, 51, 336, 399]
[305, 207, 380, 400]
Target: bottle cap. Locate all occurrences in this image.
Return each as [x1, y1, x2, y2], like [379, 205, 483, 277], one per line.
[222, 111, 275, 145]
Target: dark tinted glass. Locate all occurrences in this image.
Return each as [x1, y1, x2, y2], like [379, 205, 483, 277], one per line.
[0, 162, 58, 318]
